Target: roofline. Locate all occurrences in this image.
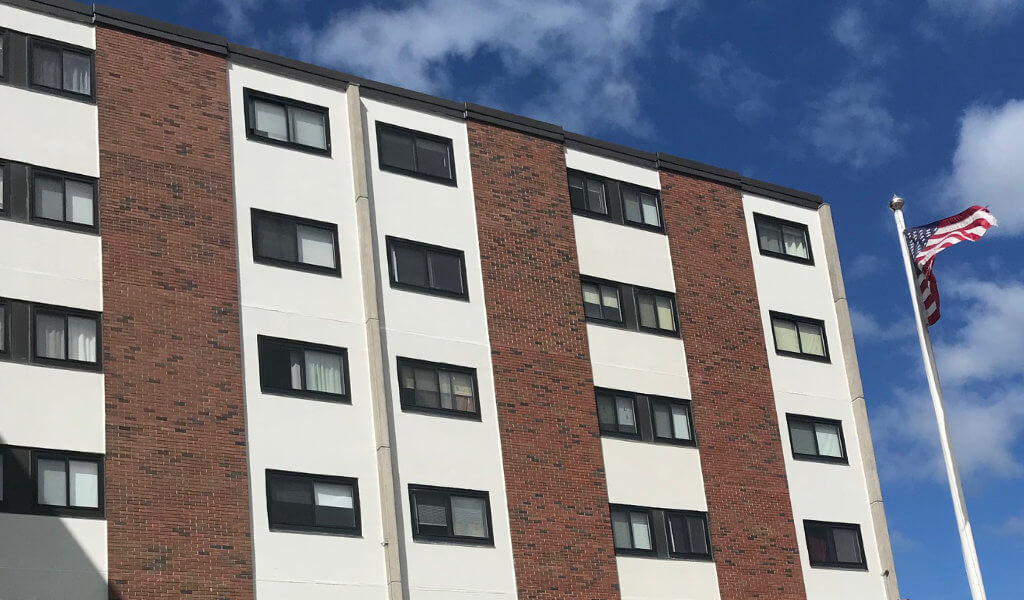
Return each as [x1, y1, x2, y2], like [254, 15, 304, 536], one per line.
[2, 0, 824, 208]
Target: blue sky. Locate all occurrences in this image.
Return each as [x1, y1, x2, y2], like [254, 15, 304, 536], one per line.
[109, 0, 1024, 596]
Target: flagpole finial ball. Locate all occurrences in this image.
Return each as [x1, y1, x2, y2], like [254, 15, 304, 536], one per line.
[889, 195, 904, 211]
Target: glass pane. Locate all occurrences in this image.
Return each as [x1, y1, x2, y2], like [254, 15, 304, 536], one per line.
[63, 51, 91, 95]
[687, 515, 709, 555]
[833, 527, 863, 564]
[772, 318, 800, 353]
[783, 225, 809, 259]
[0, 168, 4, 210]
[38, 458, 67, 506]
[805, 523, 830, 563]
[65, 180, 94, 226]
[296, 225, 336, 268]
[270, 476, 313, 526]
[671, 404, 691, 440]
[399, 365, 415, 390]
[798, 322, 825, 356]
[67, 316, 97, 362]
[393, 245, 429, 288]
[258, 339, 297, 391]
[415, 492, 448, 527]
[414, 137, 452, 180]
[313, 481, 354, 529]
[414, 368, 440, 408]
[254, 214, 297, 262]
[252, 99, 288, 141]
[615, 396, 636, 434]
[36, 313, 66, 360]
[789, 420, 817, 455]
[452, 495, 488, 538]
[69, 460, 98, 508]
[653, 402, 672, 438]
[637, 294, 657, 329]
[622, 187, 642, 223]
[0, 305, 4, 352]
[290, 349, 303, 390]
[35, 176, 65, 221]
[611, 510, 631, 548]
[288, 107, 327, 149]
[32, 45, 61, 89]
[655, 295, 674, 331]
[815, 423, 843, 458]
[450, 372, 475, 412]
[668, 514, 687, 553]
[596, 395, 616, 429]
[759, 223, 783, 254]
[630, 512, 652, 550]
[379, 128, 416, 171]
[585, 179, 607, 214]
[640, 193, 660, 226]
[568, 174, 586, 210]
[600, 285, 621, 322]
[439, 373, 453, 409]
[428, 251, 463, 294]
[304, 350, 344, 394]
[582, 283, 602, 319]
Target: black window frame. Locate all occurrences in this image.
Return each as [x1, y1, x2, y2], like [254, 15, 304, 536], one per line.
[243, 88, 331, 156]
[619, 182, 665, 232]
[27, 37, 95, 102]
[753, 213, 814, 265]
[567, 169, 666, 234]
[29, 167, 99, 233]
[580, 277, 625, 327]
[787, 414, 848, 464]
[634, 286, 679, 336]
[609, 503, 712, 561]
[386, 236, 469, 300]
[0, 161, 8, 217]
[649, 396, 696, 447]
[31, 449, 105, 519]
[31, 304, 101, 371]
[664, 509, 713, 560]
[408, 484, 494, 546]
[595, 389, 640, 439]
[265, 469, 361, 536]
[596, 388, 696, 447]
[804, 520, 868, 570]
[396, 357, 481, 420]
[257, 335, 350, 402]
[567, 170, 611, 219]
[251, 208, 341, 276]
[769, 311, 830, 363]
[0, 299, 7, 357]
[610, 504, 657, 556]
[376, 122, 457, 186]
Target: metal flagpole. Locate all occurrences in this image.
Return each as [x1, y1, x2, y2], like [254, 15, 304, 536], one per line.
[889, 195, 987, 600]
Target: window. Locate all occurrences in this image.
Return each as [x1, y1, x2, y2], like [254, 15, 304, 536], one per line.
[804, 521, 867, 569]
[770, 312, 829, 361]
[666, 510, 712, 559]
[251, 209, 340, 275]
[386, 237, 467, 299]
[33, 307, 99, 368]
[258, 336, 348, 401]
[30, 40, 93, 98]
[568, 172, 609, 216]
[596, 390, 638, 437]
[596, 389, 695, 446]
[0, 300, 6, 355]
[0, 446, 104, 518]
[244, 89, 330, 153]
[636, 288, 677, 334]
[754, 214, 812, 264]
[36, 453, 100, 510]
[397, 358, 478, 418]
[32, 171, 97, 230]
[651, 398, 693, 444]
[621, 185, 662, 228]
[377, 123, 456, 184]
[787, 415, 846, 463]
[266, 470, 359, 535]
[611, 506, 654, 553]
[409, 485, 492, 544]
[581, 280, 622, 324]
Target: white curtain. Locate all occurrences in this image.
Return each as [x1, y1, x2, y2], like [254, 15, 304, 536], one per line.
[655, 296, 674, 330]
[313, 482, 353, 509]
[289, 107, 326, 149]
[36, 313, 65, 359]
[0, 168, 5, 211]
[586, 179, 607, 213]
[638, 296, 657, 329]
[304, 350, 344, 394]
[297, 225, 335, 268]
[35, 176, 64, 221]
[611, 511, 631, 548]
[622, 188, 642, 222]
[68, 316, 96, 362]
[759, 226, 783, 254]
[630, 512, 652, 550]
[798, 322, 825, 356]
[671, 404, 691, 440]
[65, 180, 94, 226]
[451, 496, 488, 538]
[815, 423, 843, 457]
[69, 460, 99, 508]
[773, 319, 800, 353]
[641, 192, 660, 226]
[783, 225, 809, 258]
[38, 459, 66, 506]
[253, 100, 288, 141]
[32, 46, 61, 88]
[289, 350, 303, 390]
[63, 52, 92, 95]
[653, 403, 671, 437]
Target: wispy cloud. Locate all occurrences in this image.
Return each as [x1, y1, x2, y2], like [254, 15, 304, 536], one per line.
[927, 0, 1024, 26]
[849, 307, 914, 344]
[845, 254, 884, 280]
[934, 280, 1024, 382]
[831, 5, 889, 66]
[679, 44, 777, 123]
[803, 79, 904, 169]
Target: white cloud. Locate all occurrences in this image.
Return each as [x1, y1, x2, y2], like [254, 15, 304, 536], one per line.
[845, 254, 884, 280]
[934, 280, 1024, 382]
[831, 6, 888, 65]
[927, 0, 1024, 25]
[214, 0, 262, 38]
[946, 99, 1024, 234]
[683, 44, 777, 123]
[283, 0, 697, 134]
[804, 80, 904, 168]
[849, 307, 914, 344]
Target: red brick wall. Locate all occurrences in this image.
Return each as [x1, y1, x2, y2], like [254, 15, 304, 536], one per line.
[95, 27, 254, 600]
[468, 121, 620, 600]
[660, 171, 806, 599]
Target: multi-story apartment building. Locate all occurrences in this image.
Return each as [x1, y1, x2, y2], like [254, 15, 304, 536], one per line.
[0, 1, 899, 599]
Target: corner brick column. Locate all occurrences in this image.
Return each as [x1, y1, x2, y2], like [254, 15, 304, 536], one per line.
[468, 120, 621, 600]
[95, 27, 254, 600]
[660, 171, 806, 599]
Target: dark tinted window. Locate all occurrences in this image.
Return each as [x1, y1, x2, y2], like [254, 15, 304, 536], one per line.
[596, 391, 637, 436]
[568, 172, 609, 216]
[33, 307, 99, 368]
[636, 288, 677, 333]
[804, 521, 866, 569]
[252, 210, 339, 274]
[755, 213, 812, 263]
[31, 171, 96, 230]
[409, 485, 492, 544]
[667, 511, 711, 558]
[377, 123, 455, 184]
[398, 359, 478, 417]
[245, 89, 330, 153]
[258, 336, 348, 400]
[651, 398, 693, 443]
[387, 238, 467, 299]
[610, 506, 654, 552]
[581, 281, 622, 324]
[30, 41, 92, 98]
[787, 414, 847, 463]
[266, 470, 359, 534]
[621, 186, 662, 228]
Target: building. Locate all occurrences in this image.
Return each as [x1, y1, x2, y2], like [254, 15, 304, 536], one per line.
[0, 1, 900, 599]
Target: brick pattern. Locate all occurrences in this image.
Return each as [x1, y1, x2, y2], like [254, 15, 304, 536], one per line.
[660, 171, 806, 599]
[95, 27, 253, 600]
[467, 121, 621, 600]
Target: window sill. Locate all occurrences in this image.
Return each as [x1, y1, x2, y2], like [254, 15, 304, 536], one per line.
[260, 387, 351, 404]
[399, 404, 482, 421]
[246, 132, 332, 157]
[30, 356, 102, 373]
[808, 562, 869, 571]
[774, 349, 832, 364]
[25, 82, 97, 104]
[412, 534, 495, 547]
[269, 524, 362, 537]
[0, 505, 105, 520]
[792, 454, 849, 466]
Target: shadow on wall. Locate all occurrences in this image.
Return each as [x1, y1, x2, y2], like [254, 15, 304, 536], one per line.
[0, 433, 116, 600]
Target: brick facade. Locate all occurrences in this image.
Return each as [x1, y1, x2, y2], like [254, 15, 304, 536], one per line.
[95, 26, 254, 600]
[660, 171, 807, 599]
[467, 120, 621, 600]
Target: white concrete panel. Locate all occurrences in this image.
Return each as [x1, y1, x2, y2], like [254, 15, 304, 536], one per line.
[565, 147, 661, 190]
[0, 4, 95, 49]
[616, 556, 721, 600]
[0, 220, 102, 310]
[0, 86, 99, 176]
[0, 514, 107, 600]
[574, 217, 675, 292]
[588, 324, 691, 398]
[0, 362, 104, 452]
[603, 439, 706, 511]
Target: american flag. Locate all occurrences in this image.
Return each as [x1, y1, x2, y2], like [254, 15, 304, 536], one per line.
[904, 205, 997, 326]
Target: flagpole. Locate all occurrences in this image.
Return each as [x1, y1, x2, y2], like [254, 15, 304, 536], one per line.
[889, 195, 987, 600]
